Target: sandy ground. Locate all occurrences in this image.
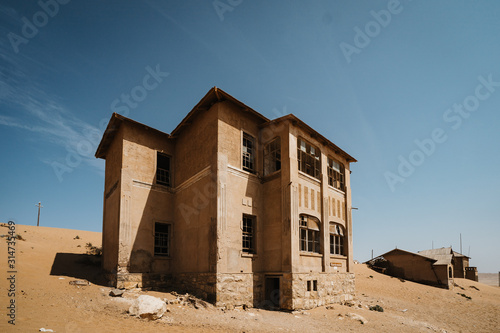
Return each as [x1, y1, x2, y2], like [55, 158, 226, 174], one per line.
[1, 224, 499, 332]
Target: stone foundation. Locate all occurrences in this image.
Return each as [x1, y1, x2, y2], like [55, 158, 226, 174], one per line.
[107, 271, 355, 311]
[289, 272, 355, 310]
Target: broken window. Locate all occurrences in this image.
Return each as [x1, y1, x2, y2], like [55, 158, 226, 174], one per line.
[242, 133, 256, 173]
[156, 152, 171, 187]
[154, 222, 170, 256]
[264, 137, 281, 175]
[297, 138, 321, 179]
[327, 157, 345, 191]
[329, 223, 345, 256]
[242, 214, 255, 254]
[299, 215, 320, 254]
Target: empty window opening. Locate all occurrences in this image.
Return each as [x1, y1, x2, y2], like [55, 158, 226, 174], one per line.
[264, 137, 281, 175]
[154, 222, 170, 257]
[242, 215, 255, 254]
[300, 215, 320, 254]
[329, 224, 345, 256]
[327, 157, 345, 191]
[297, 138, 321, 179]
[242, 133, 256, 173]
[313, 280, 318, 291]
[156, 152, 171, 187]
[307, 280, 311, 291]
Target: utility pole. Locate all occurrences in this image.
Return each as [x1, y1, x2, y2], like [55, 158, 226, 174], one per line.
[35, 202, 43, 227]
[460, 233, 462, 254]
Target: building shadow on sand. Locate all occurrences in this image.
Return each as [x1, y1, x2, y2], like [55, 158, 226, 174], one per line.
[50, 253, 107, 286]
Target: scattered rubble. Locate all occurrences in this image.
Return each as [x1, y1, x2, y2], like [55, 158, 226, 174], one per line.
[109, 289, 125, 297]
[345, 313, 368, 325]
[69, 280, 90, 286]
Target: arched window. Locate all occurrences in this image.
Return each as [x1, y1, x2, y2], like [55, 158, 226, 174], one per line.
[329, 223, 345, 256]
[300, 215, 320, 253]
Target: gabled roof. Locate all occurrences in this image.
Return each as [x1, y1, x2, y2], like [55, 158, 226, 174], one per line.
[370, 248, 437, 263]
[95, 113, 170, 159]
[267, 114, 357, 163]
[418, 247, 457, 265]
[171, 87, 269, 137]
[95, 87, 356, 163]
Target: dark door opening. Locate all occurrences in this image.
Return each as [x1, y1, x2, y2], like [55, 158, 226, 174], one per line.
[264, 277, 280, 309]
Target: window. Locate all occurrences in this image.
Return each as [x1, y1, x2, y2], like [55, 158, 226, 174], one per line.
[264, 137, 281, 175]
[327, 157, 345, 191]
[307, 280, 311, 291]
[297, 138, 321, 179]
[154, 222, 170, 256]
[242, 215, 255, 254]
[313, 280, 318, 291]
[299, 215, 320, 253]
[156, 152, 171, 187]
[329, 224, 345, 256]
[242, 133, 256, 173]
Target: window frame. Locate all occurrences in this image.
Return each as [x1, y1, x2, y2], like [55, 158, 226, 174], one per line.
[297, 138, 321, 180]
[242, 132, 256, 174]
[329, 223, 345, 256]
[156, 151, 172, 187]
[154, 222, 171, 257]
[327, 157, 345, 191]
[264, 137, 281, 176]
[299, 215, 321, 254]
[242, 214, 256, 254]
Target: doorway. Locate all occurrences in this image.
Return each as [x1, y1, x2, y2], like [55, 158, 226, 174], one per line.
[264, 277, 280, 309]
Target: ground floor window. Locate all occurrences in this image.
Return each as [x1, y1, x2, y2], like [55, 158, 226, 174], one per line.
[300, 215, 320, 253]
[242, 215, 255, 254]
[154, 222, 170, 256]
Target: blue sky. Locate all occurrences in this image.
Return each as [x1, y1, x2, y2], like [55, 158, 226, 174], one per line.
[1, 1, 499, 273]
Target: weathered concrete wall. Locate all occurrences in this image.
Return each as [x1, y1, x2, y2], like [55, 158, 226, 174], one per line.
[119, 123, 174, 274]
[102, 127, 123, 273]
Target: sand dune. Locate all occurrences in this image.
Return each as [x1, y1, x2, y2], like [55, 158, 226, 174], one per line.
[1, 224, 499, 332]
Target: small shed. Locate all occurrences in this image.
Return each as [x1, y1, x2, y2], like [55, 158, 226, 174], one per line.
[367, 248, 453, 288]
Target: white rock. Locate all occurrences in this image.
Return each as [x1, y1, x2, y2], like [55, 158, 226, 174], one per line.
[129, 295, 167, 320]
[39, 329, 54, 332]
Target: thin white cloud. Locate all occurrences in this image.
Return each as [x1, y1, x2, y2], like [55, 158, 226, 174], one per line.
[0, 39, 104, 174]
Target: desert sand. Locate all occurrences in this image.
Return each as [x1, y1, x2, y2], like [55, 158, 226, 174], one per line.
[1, 224, 499, 332]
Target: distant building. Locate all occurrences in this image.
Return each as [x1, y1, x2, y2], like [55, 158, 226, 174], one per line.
[95, 87, 357, 310]
[368, 247, 478, 288]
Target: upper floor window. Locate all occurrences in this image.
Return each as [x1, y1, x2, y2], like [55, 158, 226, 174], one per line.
[297, 138, 320, 179]
[329, 223, 345, 256]
[300, 215, 320, 253]
[242, 214, 256, 254]
[156, 152, 171, 187]
[242, 133, 256, 173]
[327, 158, 345, 191]
[264, 137, 281, 176]
[154, 222, 171, 257]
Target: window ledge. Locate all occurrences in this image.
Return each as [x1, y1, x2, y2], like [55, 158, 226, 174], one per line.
[328, 185, 346, 195]
[241, 252, 258, 258]
[300, 252, 323, 258]
[154, 256, 172, 260]
[262, 170, 281, 182]
[329, 255, 347, 259]
[298, 171, 321, 184]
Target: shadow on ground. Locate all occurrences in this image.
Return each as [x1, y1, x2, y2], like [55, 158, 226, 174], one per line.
[50, 253, 107, 286]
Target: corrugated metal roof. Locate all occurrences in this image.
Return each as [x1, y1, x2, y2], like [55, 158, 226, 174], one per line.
[418, 247, 453, 265]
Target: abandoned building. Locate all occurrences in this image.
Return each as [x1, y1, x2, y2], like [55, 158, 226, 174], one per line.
[368, 247, 478, 288]
[95, 87, 357, 310]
